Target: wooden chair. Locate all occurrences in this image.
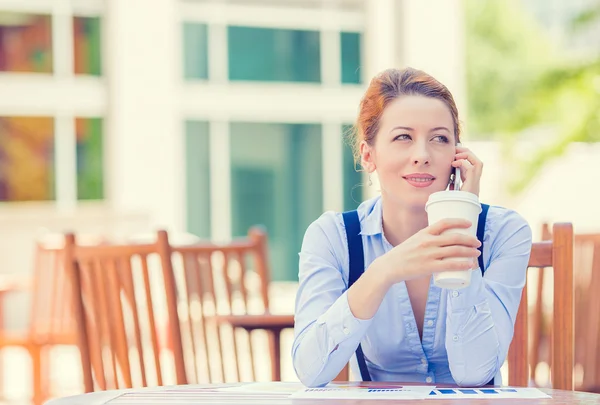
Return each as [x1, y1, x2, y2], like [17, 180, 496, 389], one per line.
[530, 226, 600, 391]
[508, 222, 574, 390]
[0, 234, 101, 404]
[167, 226, 294, 383]
[64, 231, 187, 392]
[333, 223, 574, 388]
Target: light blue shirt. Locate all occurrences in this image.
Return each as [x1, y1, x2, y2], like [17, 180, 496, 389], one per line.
[292, 195, 532, 387]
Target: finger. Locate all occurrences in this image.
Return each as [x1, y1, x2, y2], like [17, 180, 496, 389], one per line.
[451, 159, 473, 169]
[455, 151, 483, 167]
[428, 218, 472, 235]
[434, 246, 481, 260]
[431, 258, 476, 272]
[436, 233, 481, 248]
[454, 152, 473, 160]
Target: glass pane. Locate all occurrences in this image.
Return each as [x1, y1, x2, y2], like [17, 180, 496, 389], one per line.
[228, 26, 321, 82]
[76, 118, 103, 200]
[183, 22, 208, 80]
[343, 124, 363, 210]
[74, 16, 102, 76]
[0, 117, 54, 201]
[230, 122, 323, 281]
[0, 13, 52, 73]
[341, 32, 361, 84]
[185, 121, 211, 239]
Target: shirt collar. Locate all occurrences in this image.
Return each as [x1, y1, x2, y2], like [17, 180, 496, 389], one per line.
[359, 196, 384, 236]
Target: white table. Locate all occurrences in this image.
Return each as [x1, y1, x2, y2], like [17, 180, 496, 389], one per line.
[44, 382, 600, 405]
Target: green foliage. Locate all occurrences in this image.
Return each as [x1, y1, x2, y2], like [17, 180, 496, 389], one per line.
[465, 0, 600, 193]
[465, 0, 556, 139]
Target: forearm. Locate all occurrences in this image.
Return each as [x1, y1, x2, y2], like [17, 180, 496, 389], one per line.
[347, 257, 394, 319]
[293, 259, 392, 386]
[445, 274, 506, 386]
[292, 290, 373, 387]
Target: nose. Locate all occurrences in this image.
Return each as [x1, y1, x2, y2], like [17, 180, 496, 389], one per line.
[411, 142, 430, 166]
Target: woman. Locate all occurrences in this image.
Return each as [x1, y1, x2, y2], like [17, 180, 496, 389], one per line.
[292, 67, 532, 387]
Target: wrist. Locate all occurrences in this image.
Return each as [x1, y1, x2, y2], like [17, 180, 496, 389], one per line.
[368, 255, 396, 289]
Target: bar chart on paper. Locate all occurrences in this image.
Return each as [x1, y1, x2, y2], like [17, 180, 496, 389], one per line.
[427, 387, 551, 399]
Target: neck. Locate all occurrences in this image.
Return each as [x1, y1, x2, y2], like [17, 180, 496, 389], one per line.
[381, 196, 429, 246]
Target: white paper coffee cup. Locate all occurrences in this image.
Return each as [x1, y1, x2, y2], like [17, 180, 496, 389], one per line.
[425, 190, 482, 289]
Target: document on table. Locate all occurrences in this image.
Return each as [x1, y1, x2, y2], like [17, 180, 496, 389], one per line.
[104, 383, 551, 403]
[427, 387, 551, 399]
[290, 385, 551, 400]
[289, 384, 435, 400]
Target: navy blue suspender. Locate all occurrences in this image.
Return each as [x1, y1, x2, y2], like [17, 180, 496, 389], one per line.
[342, 210, 372, 381]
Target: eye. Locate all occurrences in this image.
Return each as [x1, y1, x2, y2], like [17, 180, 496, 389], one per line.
[432, 135, 450, 143]
[393, 134, 411, 141]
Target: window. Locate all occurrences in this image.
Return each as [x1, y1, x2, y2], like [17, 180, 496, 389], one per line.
[74, 16, 102, 76]
[341, 32, 361, 84]
[230, 122, 322, 281]
[342, 124, 363, 210]
[228, 26, 321, 82]
[0, 117, 54, 202]
[183, 22, 209, 80]
[76, 118, 103, 200]
[185, 121, 211, 238]
[0, 12, 52, 73]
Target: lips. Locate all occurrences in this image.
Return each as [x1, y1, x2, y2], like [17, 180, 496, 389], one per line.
[403, 173, 436, 188]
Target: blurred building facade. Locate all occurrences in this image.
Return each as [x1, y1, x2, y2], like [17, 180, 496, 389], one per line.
[0, 0, 465, 282]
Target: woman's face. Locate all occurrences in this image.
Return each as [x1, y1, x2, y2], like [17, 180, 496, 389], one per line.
[361, 95, 457, 209]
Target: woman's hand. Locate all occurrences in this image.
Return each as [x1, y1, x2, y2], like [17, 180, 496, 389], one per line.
[375, 219, 481, 286]
[452, 145, 483, 196]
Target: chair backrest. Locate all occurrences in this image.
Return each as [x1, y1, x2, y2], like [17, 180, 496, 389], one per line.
[508, 222, 574, 390]
[572, 233, 600, 391]
[167, 226, 271, 383]
[29, 233, 104, 344]
[64, 230, 186, 392]
[533, 227, 600, 391]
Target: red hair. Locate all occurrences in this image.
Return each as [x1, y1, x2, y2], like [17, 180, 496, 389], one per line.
[350, 67, 461, 165]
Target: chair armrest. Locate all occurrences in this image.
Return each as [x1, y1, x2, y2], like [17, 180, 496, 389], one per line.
[210, 313, 294, 332]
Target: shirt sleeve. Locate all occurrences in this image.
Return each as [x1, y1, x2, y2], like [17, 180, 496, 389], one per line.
[444, 208, 532, 386]
[291, 212, 373, 387]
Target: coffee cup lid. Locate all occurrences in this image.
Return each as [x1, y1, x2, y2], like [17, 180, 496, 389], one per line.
[425, 190, 481, 212]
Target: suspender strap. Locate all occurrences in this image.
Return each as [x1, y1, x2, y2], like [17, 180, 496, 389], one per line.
[477, 203, 490, 274]
[342, 210, 371, 382]
[476, 203, 494, 385]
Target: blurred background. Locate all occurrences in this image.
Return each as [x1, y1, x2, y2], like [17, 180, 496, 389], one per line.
[0, 0, 599, 403]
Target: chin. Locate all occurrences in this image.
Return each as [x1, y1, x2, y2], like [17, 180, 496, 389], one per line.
[390, 193, 430, 211]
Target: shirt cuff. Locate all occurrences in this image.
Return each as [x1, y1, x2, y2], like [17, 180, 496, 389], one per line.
[447, 268, 488, 312]
[315, 290, 373, 352]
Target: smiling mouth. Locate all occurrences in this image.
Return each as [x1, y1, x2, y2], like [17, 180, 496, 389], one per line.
[403, 177, 435, 182]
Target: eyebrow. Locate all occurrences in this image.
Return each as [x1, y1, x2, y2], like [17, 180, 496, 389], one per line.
[390, 126, 414, 132]
[390, 126, 451, 132]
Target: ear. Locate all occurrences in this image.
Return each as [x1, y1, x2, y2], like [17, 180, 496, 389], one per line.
[359, 140, 376, 173]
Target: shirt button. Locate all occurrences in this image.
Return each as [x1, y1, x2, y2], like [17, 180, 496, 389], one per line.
[452, 290, 459, 298]
[343, 327, 349, 335]
[421, 358, 427, 365]
[426, 377, 433, 383]
[427, 320, 434, 327]
[453, 335, 459, 342]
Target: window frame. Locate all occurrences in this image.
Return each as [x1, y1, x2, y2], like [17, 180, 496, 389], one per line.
[0, 0, 106, 208]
